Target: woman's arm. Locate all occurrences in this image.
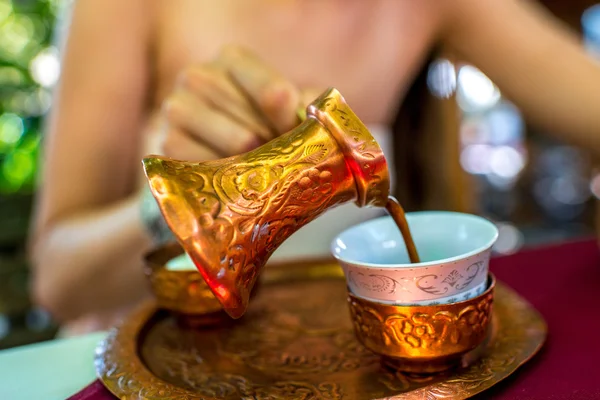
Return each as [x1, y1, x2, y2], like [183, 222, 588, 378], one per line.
[29, 0, 153, 322]
[441, 0, 600, 154]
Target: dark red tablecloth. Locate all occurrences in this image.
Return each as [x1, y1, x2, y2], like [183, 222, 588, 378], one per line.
[475, 238, 600, 400]
[68, 239, 600, 399]
[67, 380, 115, 400]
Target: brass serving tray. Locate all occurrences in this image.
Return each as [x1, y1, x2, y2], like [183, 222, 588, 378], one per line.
[95, 260, 546, 399]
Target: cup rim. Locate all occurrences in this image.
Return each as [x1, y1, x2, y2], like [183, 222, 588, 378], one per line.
[348, 279, 488, 306]
[347, 273, 497, 308]
[331, 211, 499, 268]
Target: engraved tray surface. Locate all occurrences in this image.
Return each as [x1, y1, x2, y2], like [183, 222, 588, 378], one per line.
[95, 261, 547, 399]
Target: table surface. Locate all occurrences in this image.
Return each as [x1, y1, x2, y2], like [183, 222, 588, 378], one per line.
[2, 238, 600, 400]
[0, 332, 105, 400]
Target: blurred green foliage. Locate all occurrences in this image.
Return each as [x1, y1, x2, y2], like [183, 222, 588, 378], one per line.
[0, 1, 61, 347]
[0, 0, 60, 194]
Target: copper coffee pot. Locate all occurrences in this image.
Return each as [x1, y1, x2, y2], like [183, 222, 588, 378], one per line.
[142, 88, 390, 318]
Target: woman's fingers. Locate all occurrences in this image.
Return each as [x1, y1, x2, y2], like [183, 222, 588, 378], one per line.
[163, 90, 262, 157]
[160, 45, 306, 162]
[217, 46, 301, 134]
[178, 65, 273, 142]
[160, 126, 220, 161]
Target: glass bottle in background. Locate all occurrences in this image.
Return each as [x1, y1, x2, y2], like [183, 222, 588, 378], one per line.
[582, 4, 600, 236]
[582, 4, 600, 59]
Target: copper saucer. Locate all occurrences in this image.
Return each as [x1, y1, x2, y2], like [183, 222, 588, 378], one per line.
[95, 260, 546, 399]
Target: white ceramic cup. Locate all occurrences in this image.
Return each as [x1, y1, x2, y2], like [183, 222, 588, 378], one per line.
[331, 212, 499, 305]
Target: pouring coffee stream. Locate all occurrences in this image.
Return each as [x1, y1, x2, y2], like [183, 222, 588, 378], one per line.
[385, 196, 421, 264]
[142, 87, 418, 319]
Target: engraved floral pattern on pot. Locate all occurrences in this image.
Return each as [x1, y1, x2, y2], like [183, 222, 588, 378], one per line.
[297, 168, 333, 203]
[239, 263, 258, 291]
[206, 217, 234, 247]
[225, 244, 246, 272]
[235, 165, 279, 200]
[242, 130, 305, 163]
[213, 163, 282, 216]
[272, 166, 336, 218]
[189, 192, 221, 227]
[259, 217, 301, 255]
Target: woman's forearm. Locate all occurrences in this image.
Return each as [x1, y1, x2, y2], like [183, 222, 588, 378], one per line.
[30, 193, 153, 322]
[444, 0, 600, 155]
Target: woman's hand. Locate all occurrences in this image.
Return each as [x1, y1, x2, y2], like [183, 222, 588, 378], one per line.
[159, 46, 304, 161]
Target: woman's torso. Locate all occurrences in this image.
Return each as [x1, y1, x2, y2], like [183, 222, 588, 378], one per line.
[148, 0, 440, 258]
[149, 0, 439, 122]
[61, 0, 440, 336]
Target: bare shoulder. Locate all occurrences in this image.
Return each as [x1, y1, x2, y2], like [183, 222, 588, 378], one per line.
[69, 0, 151, 24]
[437, 0, 565, 40]
[394, 0, 448, 35]
[61, 0, 153, 65]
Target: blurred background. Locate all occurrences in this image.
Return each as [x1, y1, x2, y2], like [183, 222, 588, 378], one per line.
[0, 0, 598, 349]
[0, 0, 61, 348]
